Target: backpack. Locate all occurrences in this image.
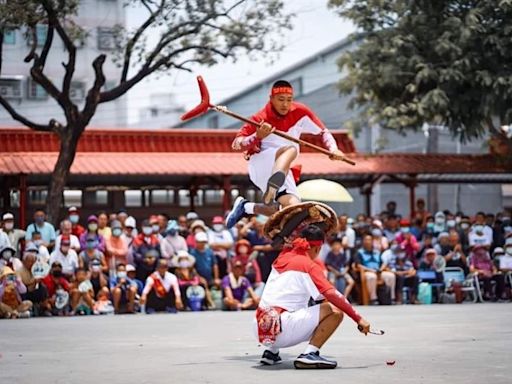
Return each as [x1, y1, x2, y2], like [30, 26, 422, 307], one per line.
[418, 282, 432, 304]
[377, 283, 392, 305]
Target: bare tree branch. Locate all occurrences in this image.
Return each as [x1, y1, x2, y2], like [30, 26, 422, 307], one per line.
[0, 96, 53, 131]
[37, 24, 55, 69]
[24, 24, 38, 63]
[82, 54, 106, 125]
[121, 0, 165, 83]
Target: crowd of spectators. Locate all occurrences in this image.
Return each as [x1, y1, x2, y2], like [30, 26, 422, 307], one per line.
[0, 199, 511, 319]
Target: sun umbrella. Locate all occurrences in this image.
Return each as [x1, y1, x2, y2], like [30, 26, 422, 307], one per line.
[297, 179, 353, 202]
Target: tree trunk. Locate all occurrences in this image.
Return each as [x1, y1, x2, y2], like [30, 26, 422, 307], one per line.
[45, 128, 82, 225]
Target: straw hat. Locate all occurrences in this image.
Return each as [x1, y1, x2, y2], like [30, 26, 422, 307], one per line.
[171, 250, 196, 267]
[264, 201, 339, 247]
[1, 266, 15, 278]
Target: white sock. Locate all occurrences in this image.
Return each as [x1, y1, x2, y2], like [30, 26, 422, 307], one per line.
[303, 344, 319, 355]
[245, 202, 255, 214]
[267, 346, 279, 354]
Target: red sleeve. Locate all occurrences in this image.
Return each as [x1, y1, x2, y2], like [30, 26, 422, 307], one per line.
[300, 103, 327, 130]
[308, 263, 362, 323]
[60, 278, 70, 291]
[236, 109, 265, 137]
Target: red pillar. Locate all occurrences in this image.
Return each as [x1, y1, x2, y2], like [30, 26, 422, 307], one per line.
[222, 175, 231, 214]
[19, 174, 27, 229]
[409, 181, 416, 221]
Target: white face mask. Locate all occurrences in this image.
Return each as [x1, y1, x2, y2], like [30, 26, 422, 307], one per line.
[117, 271, 127, 279]
[152, 224, 160, 233]
[88, 223, 98, 232]
[142, 227, 153, 236]
[446, 220, 456, 228]
[4, 222, 14, 230]
[212, 224, 224, 232]
[178, 260, 191, 268]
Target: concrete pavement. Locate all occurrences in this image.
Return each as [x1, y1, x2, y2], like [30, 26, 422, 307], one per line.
[0, 303, 510, 384]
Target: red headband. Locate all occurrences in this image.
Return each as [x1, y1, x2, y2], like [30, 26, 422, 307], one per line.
[271, 86, 293, 96]
[308, 240, 324, 247]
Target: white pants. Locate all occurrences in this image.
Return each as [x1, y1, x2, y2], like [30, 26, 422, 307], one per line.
[253, 305, 320, 349]
[248, 148, 299, 199]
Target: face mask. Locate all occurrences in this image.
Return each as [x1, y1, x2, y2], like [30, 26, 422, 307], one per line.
[52, 270, 62, 278]
[88, 223, 98, 232]
[455, 216, 462, 224]
[435, 218, 445, 225]
[112, 228, 122, 237]
[2, 251, 13, 260]
[178, 260, 191, 268]
[401, 227, 410, 233]
[460, 223, 469, 230]
[117, 271, 127, 279]
[167, 229, 177, 237]
[427, 222, 435, 229]
[86, 241, 97, 249]
[446, 220, 456, 228]
[92, 265, 101, 272]
[60, 246, 70, 254]
[69, 215, 79, 224]
[213, 224, 224, 232]
[33, 239, 43, 246]
[371, 229, 381, 237]
[35, 217, 45, 224]
[4, 222, 13, 230]
[152, 224, 160, 233]
[142, 227, 153, 236]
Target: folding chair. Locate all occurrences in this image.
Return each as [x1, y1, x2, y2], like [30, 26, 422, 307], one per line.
[442, 267, 478, 303]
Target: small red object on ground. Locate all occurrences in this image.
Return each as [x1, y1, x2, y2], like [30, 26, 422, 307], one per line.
[386, 360, 396, 366]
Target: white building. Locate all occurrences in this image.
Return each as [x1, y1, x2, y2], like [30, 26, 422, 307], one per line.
[130, 93, 184, 129]
[0, 0, 128, 128]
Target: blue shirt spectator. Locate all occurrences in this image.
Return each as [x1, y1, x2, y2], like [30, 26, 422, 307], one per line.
[190, 232, 218, 283]
[25, 210, 56, 249]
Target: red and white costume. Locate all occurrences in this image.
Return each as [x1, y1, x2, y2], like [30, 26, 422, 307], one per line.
[237, 102, 338, 198]
[253, 238, 361, 348]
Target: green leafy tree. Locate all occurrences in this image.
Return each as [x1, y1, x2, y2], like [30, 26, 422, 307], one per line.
[0, 0, 292, 223]
[329, 0, 512, 153]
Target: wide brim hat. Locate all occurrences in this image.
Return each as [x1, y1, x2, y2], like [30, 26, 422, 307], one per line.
[171, 250, 196, 267]
[1, 266, 15, 278]
[264, 201, 339, 247]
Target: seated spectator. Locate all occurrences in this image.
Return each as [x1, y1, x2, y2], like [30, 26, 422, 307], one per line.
[186, 219, 208, 249]
[470, 245, 505, 301]
[105, 220, 129, 267]
[160, 220, 188, 261]
[27, 237, 50, 264]
[2, 212, 26, 257]
[121, 216, 137, 249]
[135, 248, 159, 283]
[355, 235, 396, 305]
[240, 216, 275, 281]
[25, 209, 56, 251]
[325, 238, 354, 297]
[17, 251, 48, 314]
[395, 219, 420, 265]
[469, 213, 493, 248]
[383, 214, 400, 242]
[49, 236, 79, 280]
[434, 232, 451, 256]
[177, 215, 190, 238]
[70, 268, 95, 315]
[79, 215, 106, 253]
[112, 263, 137, 314]
[208, 216, 234, 277]
[126, 264, 143, 295]
[67, 206, 85, 238]
[132, 219, 161, 266]
[89, 260, 109, 300]
[234, 239, 263, 289]
[433, 211, 447, 237]
[390, 250, 420, 304]
[419, 248, 445, 284]
[410, 218, 424, 240]
[141, 259, 183, 313]
[190, 231, 220, 288]
[157, 213, 169, 237]
[79, 234, 108, 273]
[0, 266, 32, 318]
[1, 245, 22, 272]
[97, 211, 112, 240]
[41, 262, 71, 315]
[222, 258, 260, 310]
[55, 219, 81, 253]
[371, 228, 389, 252]
[173, 250, 205, 309]
[497, 245, 512, 273]
[442, 231, 468, 274]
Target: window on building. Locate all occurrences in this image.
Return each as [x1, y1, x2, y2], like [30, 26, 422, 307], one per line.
[63, 190, 82, 207]
[3, 29, 16, 45]
[97, 27, 116, 50]
[151, 189, 175, 205]
[84, 190, 109, 206]
[178, 189, 203, 207]
[27, 79, 48, 100]
[204, 189, 224, 205]
[69, 81, 86, 101]
[26, 24, 48, 47]
[207, 115, 219, 129]
[0, 77, 23, 100]
[28, 189, 47, 206]
[125, 190, 142, 207]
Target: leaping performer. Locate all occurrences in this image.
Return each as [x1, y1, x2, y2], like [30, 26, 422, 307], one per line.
[225, 80, 348, 228]
[255, 202, 372, 369]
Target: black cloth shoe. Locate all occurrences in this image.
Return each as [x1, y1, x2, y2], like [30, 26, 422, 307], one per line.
[294, 351, 337, 369]
[263, 171, 286, 205]
[260, 350, 282, 366]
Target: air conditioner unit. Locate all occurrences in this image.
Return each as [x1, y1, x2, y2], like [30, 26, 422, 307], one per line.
[0, 77, 23, 99]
